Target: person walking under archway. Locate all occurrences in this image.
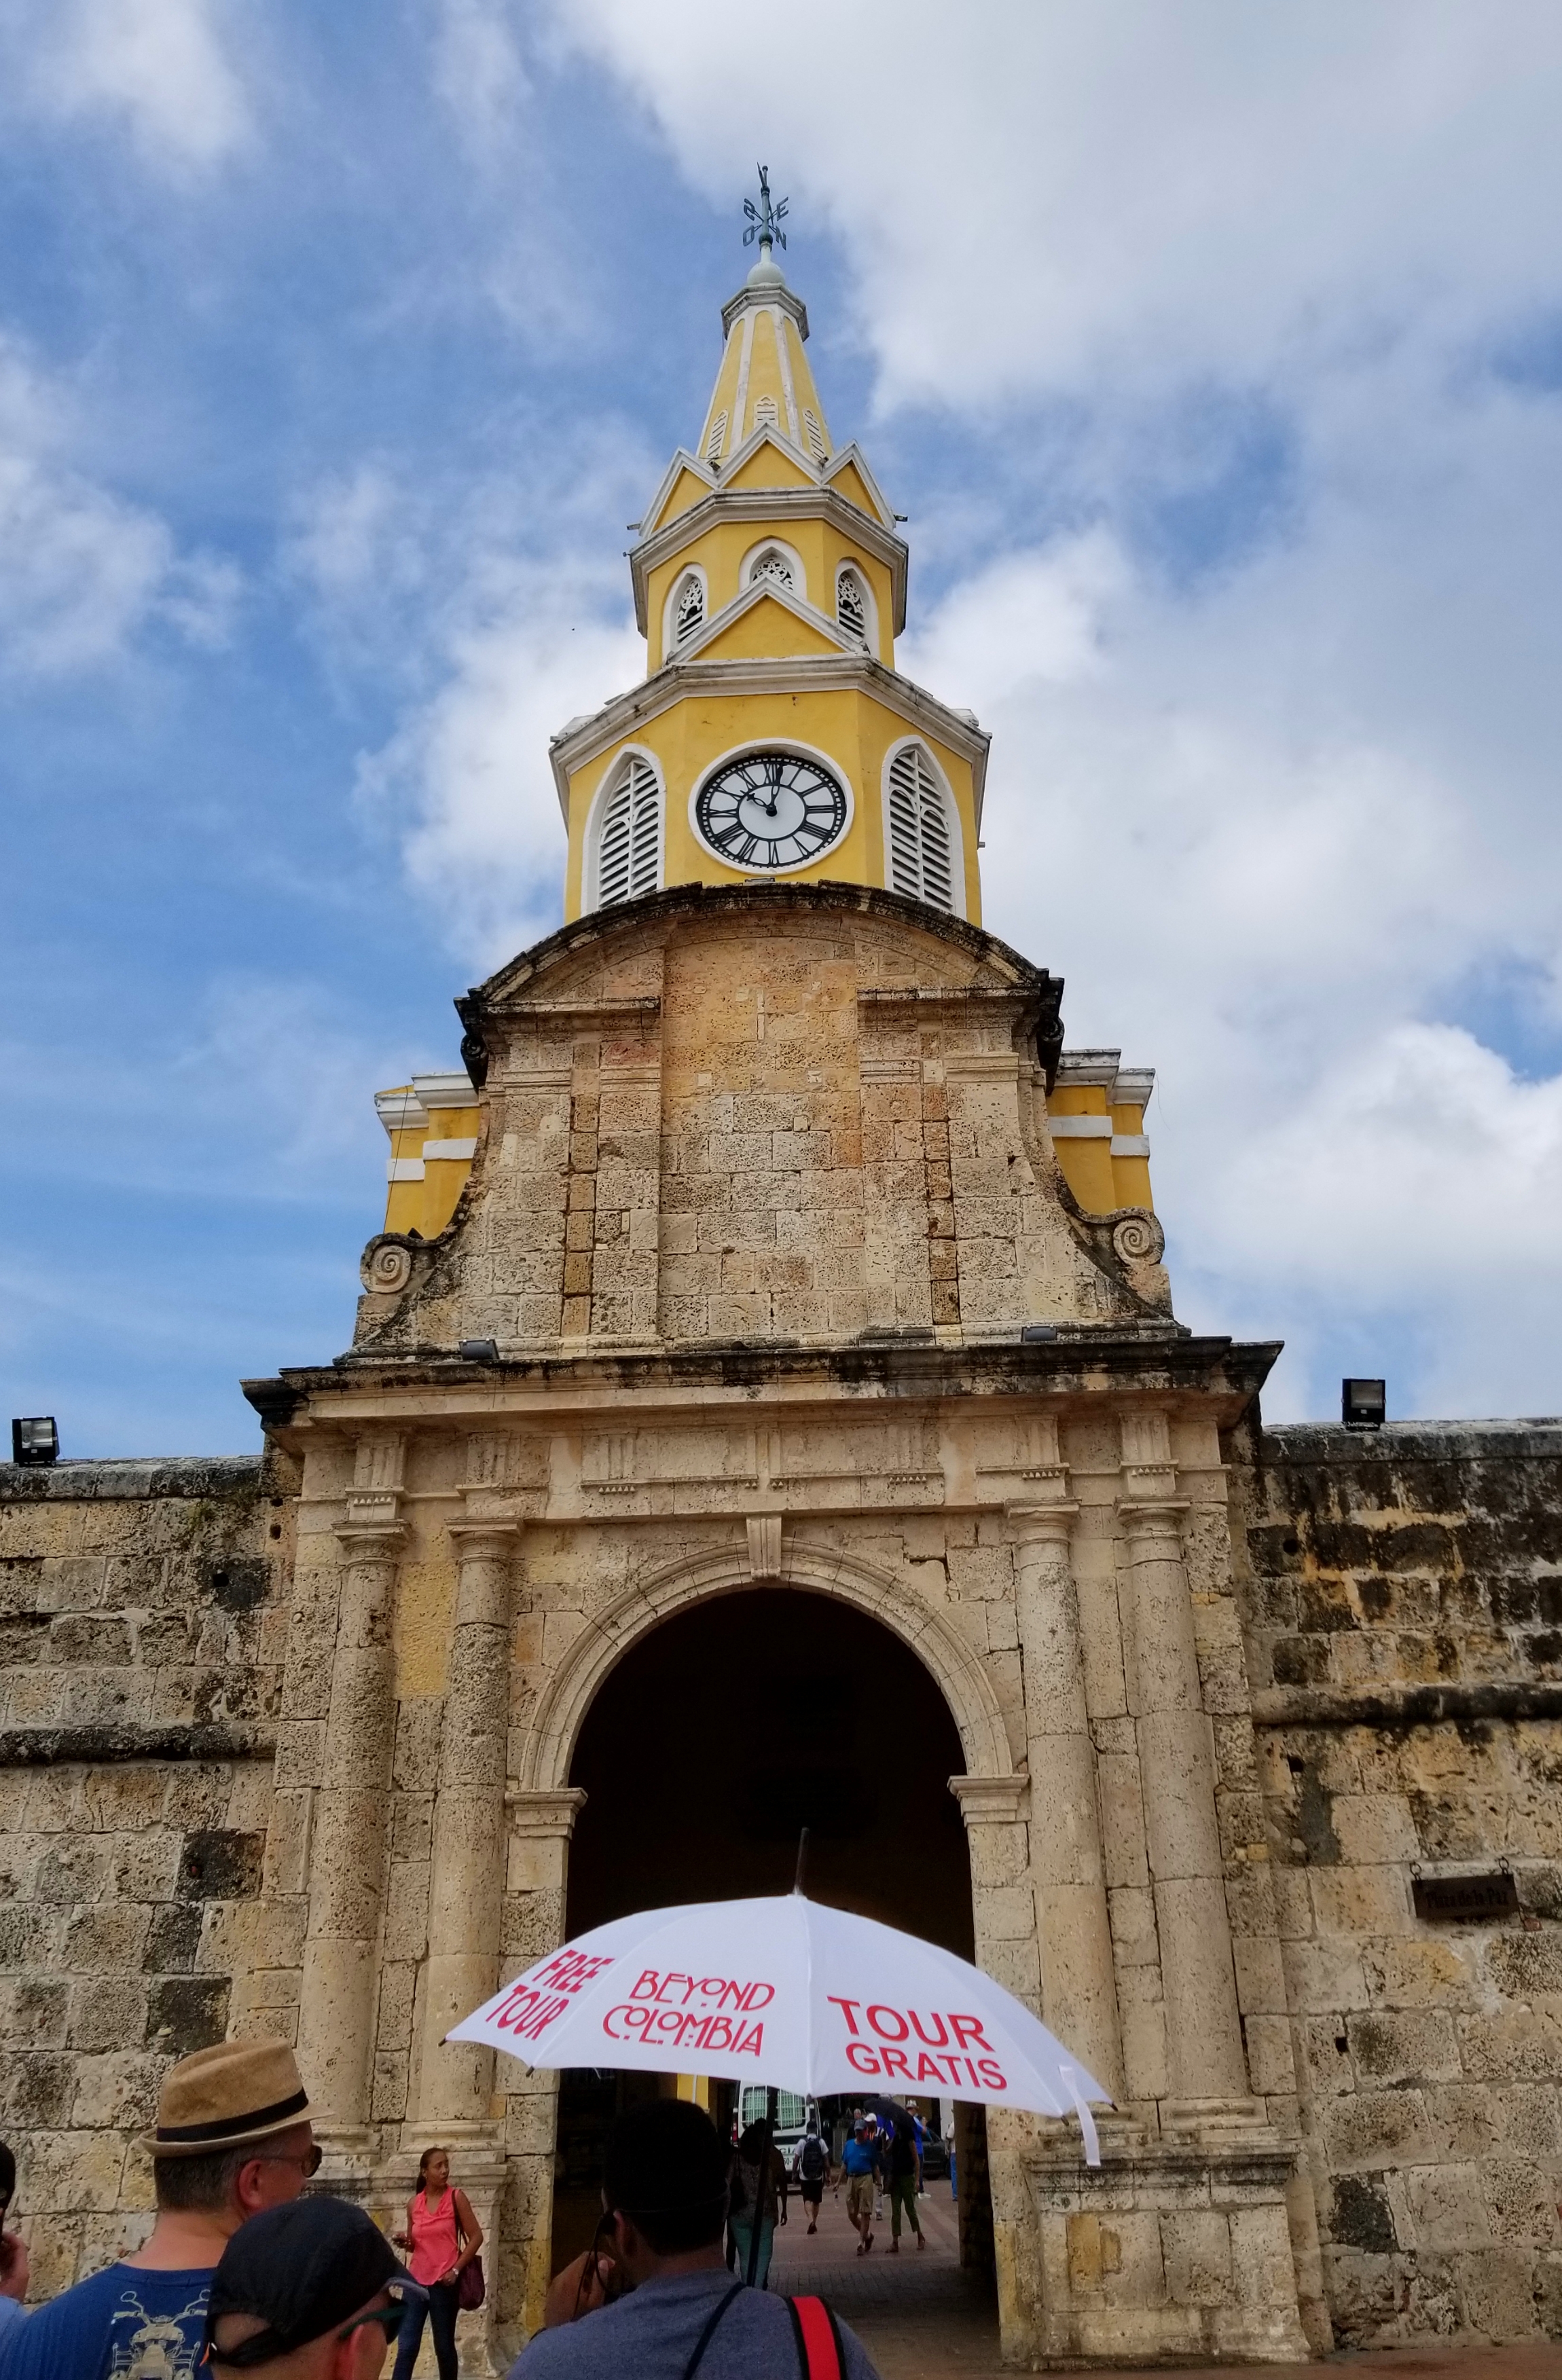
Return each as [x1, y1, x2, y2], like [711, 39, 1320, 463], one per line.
[392, 2146, 482, 2380]
[727, 2120, 786, 2289]
[884, 2119, 924, 2254]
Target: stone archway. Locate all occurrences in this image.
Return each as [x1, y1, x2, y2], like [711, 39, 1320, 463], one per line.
[516, 1538, 1016, 1795]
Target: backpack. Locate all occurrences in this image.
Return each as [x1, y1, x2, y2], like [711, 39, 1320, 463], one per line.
[800, 2136, 828, 2182]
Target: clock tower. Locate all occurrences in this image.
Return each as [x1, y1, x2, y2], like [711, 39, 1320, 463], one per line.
[556, 168, 986, 925]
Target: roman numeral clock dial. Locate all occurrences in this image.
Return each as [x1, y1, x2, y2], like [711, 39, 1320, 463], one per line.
[693, 750, 850, 873]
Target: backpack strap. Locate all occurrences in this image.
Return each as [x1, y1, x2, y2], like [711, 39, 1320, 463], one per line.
[786, 2295, 845, 2380]
[679, 2280, 744, 2380]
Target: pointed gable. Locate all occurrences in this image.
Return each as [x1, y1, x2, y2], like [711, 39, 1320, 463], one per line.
[695, 590, 845, 662]
[725, 439, 817, 495]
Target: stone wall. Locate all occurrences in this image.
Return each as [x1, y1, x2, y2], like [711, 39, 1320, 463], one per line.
[0, 1453, 291, 2299]
[1228, 1417, 1562, 2348]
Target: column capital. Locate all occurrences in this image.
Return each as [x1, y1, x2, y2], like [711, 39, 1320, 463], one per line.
[1008, 1499, 1079, 1544]
[505, 1785, 587, 1839]
[332, 1521, 408, 1558]
[448, 1519, 522, 1551]
[949, 1772, 1030, 1827]
[1116, 1495, 1190, 1535]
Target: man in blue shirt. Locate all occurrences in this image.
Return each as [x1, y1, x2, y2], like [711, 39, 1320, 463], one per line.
[837, 2123, 878, 2255]
[2, 2040, 316, 2380]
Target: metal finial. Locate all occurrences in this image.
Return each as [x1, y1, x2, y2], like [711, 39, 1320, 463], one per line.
[743, 163, 788, 255]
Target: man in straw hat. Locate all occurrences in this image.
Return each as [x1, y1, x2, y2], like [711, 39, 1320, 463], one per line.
[3, 2039, 318, 2380]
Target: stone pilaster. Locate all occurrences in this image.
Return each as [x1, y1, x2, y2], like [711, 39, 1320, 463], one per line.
[1118, 1413, 1248, 2106]
[949, 1773, 1044, 2368]
[1010, 1485, 1123, 2101]
[297, 1435, 407, 2151]
[416, 1520, 520, 2129]
[502, 1787, 587, 2345]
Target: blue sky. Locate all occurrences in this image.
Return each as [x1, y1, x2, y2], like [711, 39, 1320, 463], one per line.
[3, 1, 1562, 1454]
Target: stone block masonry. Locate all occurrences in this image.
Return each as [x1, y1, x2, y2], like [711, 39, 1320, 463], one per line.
[0, 1452, 294, 2300]
[1229, 1417, 1562, 2349]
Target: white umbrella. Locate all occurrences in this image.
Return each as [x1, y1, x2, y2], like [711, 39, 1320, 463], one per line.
[448, 1892, 1108, 2162]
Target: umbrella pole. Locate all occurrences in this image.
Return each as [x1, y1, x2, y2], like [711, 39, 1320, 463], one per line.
[793, 1825, 810, 1894]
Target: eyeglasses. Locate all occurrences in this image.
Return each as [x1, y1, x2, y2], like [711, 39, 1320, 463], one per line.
[257, 2146, 324, 2179]
[338, 2303, 407, 2345]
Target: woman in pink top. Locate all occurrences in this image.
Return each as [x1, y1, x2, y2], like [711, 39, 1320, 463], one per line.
[391, 2145, 482, 2380]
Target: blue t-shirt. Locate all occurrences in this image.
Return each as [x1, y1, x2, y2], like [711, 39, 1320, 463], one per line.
[0, 2263, 213, 2380]
[839, 2139, 875, 2177]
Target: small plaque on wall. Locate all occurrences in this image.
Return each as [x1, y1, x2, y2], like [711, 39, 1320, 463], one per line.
[1412, 1871, 1519, 1922]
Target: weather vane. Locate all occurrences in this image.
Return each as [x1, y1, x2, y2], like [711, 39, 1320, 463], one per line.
[743, 164, 788, 257]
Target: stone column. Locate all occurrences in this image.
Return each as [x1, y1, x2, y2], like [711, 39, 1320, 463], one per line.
[297, 1495, 406, 2143]
[1009, 1498, 1123, 2100]
[417, 1522, 520, 2129]
[504, 1787, 587, 2342]
[1119, 1414, 1247, 2104]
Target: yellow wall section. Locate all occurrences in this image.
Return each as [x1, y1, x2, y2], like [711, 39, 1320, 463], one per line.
[1047, 1086, 1155, 1216]
[698, 599, 842, 662]
[563, 688, 981, 924]
[382, 1101, 478, 1237]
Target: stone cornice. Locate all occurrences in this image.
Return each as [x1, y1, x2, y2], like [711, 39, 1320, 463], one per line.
[547, 653, 991, 824]
[630, 484, 909, 634]
[244, 1330, 1283, 1442]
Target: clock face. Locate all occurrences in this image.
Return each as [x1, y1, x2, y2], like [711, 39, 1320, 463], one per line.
[693, 750, 850, 872]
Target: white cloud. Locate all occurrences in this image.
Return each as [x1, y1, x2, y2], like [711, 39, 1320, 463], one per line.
[550, 0, 1562, 405]
[361, 557, 643, 963]
[0, 333, 239, 675]
[3, 0, 250, 167]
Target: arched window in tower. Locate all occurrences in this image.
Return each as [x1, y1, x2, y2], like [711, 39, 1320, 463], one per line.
[670, 570, 705, 650]
[746, 545, 796, 593]
[752, 393, 779, 433]
[886, 744, 958, 913]
[589, 754, 662, 911]
[836, 565, 870, 651]
[705, 410, 728, 462]
[803, 409, 827, 462]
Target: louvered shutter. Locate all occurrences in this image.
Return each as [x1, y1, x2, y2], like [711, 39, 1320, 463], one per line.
[886, 746, 956, 913]
[706, 410, 727, 462]
[672, 574, 704, 647]
[594, 757, 660, 909]
[837, 569, 868, 649]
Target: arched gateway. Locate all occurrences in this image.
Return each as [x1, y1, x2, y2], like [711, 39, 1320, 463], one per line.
[236, 195, 1317, 2372]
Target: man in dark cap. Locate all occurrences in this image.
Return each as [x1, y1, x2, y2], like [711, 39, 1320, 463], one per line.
[203, 2197, 421, 2380]
[2, 2040, 318, 2380]
[518, 2099, 879, 2379]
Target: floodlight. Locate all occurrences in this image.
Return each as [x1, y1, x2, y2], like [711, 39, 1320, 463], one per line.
[11, 1416, 59, 1465]
[1341, 1378, 1386, 1431]
[458, 1338, 499, 1363]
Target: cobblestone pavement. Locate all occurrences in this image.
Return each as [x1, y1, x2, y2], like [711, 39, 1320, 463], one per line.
[767, 2193, 1562, 2380]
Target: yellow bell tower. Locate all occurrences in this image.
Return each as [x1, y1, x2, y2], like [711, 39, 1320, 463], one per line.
[556, 169, 988, 926]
